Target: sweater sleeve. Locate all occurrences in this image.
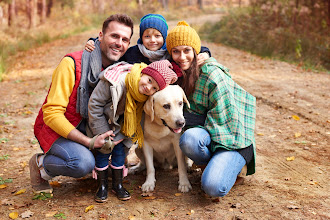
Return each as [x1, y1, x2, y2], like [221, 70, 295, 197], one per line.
[42, 57, 76, 138]
[88, 79, 112, 135]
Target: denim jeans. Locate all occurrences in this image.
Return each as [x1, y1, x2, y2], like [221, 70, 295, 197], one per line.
[42, 137, 95, 178]
[95, 142, 126, 168]
[180, 127, 246, 197]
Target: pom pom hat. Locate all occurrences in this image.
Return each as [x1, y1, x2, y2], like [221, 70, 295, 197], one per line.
[138, 14, 168, 49]
[141, 60, 181, 90]
[166, 21, 201, 54]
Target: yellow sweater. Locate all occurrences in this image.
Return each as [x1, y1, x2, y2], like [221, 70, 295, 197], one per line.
[42, 57, 76, 138]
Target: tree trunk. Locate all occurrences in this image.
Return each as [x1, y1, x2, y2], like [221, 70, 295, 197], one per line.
[0, 5, 3, 26]
[187, 0, 192, 6]
[27, 0, 37, 28]
[46, 0, 52, 17]
[197, 0, 203, 9]
[159, 0, 168, 10]
[40, 0, 46, 24]
[8, 0, 16, 26]
[92, 0, 105, 13]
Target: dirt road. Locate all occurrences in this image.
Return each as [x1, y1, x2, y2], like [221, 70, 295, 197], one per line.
[0, 16, 329, 219]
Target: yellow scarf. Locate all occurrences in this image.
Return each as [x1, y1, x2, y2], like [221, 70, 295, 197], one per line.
[122, 63, 148, 148]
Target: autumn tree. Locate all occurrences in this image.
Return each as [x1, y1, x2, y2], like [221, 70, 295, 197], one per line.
[26, 0, 37, 28]
[8, 0, 15, 26]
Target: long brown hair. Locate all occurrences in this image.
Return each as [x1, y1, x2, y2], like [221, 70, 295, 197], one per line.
[176, 49, 200, 97]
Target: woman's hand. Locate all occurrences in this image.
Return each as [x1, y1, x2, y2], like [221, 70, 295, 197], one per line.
[85, 40, 95, 52]
[197, 52, 210, 66]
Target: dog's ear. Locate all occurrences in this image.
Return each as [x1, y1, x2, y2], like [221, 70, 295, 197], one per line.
[143, 96, 155, 121]
[182, 88, 190, 109]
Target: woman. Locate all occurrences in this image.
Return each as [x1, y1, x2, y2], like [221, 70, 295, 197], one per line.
[166, 21, 256, 197]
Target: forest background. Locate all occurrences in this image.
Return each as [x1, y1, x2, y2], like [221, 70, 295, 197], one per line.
[0, 0, 329, 82]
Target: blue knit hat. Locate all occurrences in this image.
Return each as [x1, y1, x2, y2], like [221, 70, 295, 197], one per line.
[138, 14, 168, 50]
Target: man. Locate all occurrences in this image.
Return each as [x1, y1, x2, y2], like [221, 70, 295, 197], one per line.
[29, 14, 134, 194]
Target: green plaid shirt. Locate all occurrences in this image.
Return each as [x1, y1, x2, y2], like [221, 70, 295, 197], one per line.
[187, 58, 256, 174]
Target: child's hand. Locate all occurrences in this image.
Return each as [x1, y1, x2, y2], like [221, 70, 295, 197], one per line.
[85, 40, 95, 52]
[197, 52, 210, 66]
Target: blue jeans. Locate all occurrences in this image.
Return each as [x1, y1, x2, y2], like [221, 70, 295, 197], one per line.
[180, 127, 246, 197]
[95, 142, 126, 168]
[42, 137, 95, 178]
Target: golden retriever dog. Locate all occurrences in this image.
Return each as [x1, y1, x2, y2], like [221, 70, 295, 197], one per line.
[129, 85, 192, 193]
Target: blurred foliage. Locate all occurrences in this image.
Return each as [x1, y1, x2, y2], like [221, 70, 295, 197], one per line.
[200, 0, 330, 71]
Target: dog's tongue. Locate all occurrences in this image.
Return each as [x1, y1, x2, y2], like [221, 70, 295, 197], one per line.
[173, 127, 182, 133]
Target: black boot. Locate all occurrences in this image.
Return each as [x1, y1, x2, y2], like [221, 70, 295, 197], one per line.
[111, 168, 131, 201]
[94, 168, 108, 203]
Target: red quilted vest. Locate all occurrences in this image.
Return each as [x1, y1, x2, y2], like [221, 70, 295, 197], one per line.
[34, 51, 83, 153]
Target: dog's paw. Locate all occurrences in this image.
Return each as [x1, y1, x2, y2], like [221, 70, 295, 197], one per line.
[142, 180, 156, 192]
[178, 180, 192, 193]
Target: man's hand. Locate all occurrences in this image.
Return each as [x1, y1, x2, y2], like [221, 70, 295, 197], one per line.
[93, 130, 124, 149]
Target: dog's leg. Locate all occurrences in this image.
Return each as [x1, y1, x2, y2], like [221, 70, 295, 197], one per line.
[173, 137, 192, 193]
[141, 142, 156, 192]
[128, 147, 146, 174]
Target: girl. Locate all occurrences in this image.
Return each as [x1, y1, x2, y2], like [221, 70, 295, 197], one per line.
[166, 21, 257, 198]
[88, 59, 181, 202]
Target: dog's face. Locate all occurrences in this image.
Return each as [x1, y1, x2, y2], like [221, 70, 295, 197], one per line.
[144, 85, 190, 133]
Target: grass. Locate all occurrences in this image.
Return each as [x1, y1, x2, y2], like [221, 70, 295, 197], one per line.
[199, 7, 330, 72]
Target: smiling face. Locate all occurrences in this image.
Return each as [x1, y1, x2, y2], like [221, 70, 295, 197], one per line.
[141, 28, 164, 51]
[99, 21, 132, 67]
[138, 74, 160, 96]
[171, 46, 195, 71]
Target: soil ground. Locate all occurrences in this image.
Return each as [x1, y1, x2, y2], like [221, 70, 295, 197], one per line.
[0, 15, 329, 220]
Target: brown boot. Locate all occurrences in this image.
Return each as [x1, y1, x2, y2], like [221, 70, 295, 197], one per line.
[29, 154, 53, 193]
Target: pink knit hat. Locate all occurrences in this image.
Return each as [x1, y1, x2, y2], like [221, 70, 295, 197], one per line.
[141, 60, 182, 90]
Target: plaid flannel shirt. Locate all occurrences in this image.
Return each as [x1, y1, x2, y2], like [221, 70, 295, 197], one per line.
[186, 58, 256, 174]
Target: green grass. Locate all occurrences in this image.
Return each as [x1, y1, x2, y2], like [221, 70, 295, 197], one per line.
[199, 7, 330, 72]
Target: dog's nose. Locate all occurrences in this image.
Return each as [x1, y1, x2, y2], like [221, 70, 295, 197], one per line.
[176, 119, 185, 128]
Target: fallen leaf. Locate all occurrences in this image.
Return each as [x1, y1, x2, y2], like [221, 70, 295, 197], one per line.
[143, 196, 156, 200]
[49, 181, 61, 187]
[9, 212, 19, 219]
[45, 211, 58, 217]
[141, 192, 153, 197]
[15, 189, 26, 195]
[174, 193, 182, 197]
[257, 133, 264, 136]
[294, 132, 301, 138]
[211, 197, 220, 203]
[309, 180, 318, 185]
[286, 156, 295, 161]
[0, 184, 7, 189]
[128, 215, 136, 220]
[21, 210, 34, 218]
[85, 205, 94, 213]
[20, 161, 28, 168]
[292, 115, 300, 120]
[169, 207, 177, 212]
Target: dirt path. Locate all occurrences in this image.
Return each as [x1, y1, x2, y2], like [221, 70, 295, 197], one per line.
[0, 15, 329, 219]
